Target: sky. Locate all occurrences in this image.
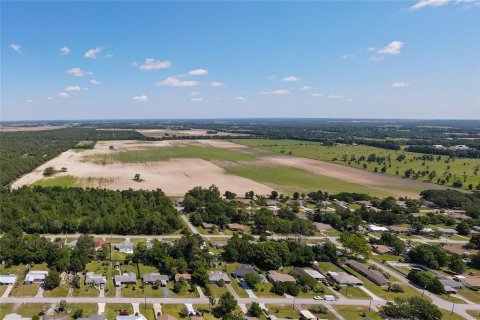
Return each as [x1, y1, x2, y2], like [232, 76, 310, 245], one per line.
[1, 0, 479, 121]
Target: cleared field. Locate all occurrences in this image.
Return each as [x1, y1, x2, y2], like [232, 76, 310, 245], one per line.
[0, 125, 67, 132]
[234, 139, 480, 191]
[137, 128, 249, 137]
[12, 139, 447, 197]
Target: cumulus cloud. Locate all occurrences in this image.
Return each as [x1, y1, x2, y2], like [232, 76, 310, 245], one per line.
[10, 44, 23, 54]
[190, 97, 203, 102]
[67, 67, 93, 77]
[188, 69, 208, 76]
[157, 77, 198, 87]
[138, 58, 172, 71]
[64, 86, 81, 91]
[409, 0, 450, 10]
[210, 81, 225, 87]
[234, 96, 246, 101]
[312, 93, 324, 97]
[57, 92, 70, 98]
[392, 81, 411, 88]
[327, 94, 344, 99]
[377, 41, 404, 55]
[25, 99, 34, 103]
[301, 86, 312, 90]
[132, 95, 148, 102]
[262, 90, 290, 95]
[282, 76, 301, 82]
[84, 47, 103, 59]
[60, 46, 71, 56]
[369, 56, 385, 62]
[90, 79, 102, 85]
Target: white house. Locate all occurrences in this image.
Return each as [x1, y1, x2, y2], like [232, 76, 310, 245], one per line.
[0, 274, 17, 285]
[368, 224, 389, 232]
[24, 271, 48, 284]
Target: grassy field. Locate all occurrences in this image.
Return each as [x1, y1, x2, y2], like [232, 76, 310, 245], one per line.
[16, 303, 49, 317]
[86, 144, 260, 165]
[32, 175, 79, 187]
[105, 304, 134, 320]
[234, 139, 480, 190]
[333, 305, 382, 320]
[10, 284, 40, 297]
[266, 305, 301, 318]
[226, 163, 390, 197]
[161, 304, 188, 319]
[0, 304, 13, 319]
[43, 283, 70, 297]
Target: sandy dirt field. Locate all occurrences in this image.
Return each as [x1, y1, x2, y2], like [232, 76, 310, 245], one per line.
[0, 125, 67, 132]
[11, 140, 272, 196]
[264, 155, 447, 198]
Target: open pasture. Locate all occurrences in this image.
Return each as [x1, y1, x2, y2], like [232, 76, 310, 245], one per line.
[11, 139, 448, 197]
[235, 139, 480, 191]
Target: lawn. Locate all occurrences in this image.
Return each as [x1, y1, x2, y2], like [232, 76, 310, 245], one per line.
[207, 284, 229, 298]
[32, 175, 79, 187]
[337, 285, 371, 299]
[10, 284, 40, 297]
[140, 304, 155, 320]
[457, 288, 480, 304]
[121, 280, 164, 298]
[466, 310, 480, 319]
[0, 285, 8, 296]
[105, 304, 134, 320]
[233, 139, 480, 191]
[305, 305, 337, 320]
[161, 304, 188, 319]
[0, 304, 13, 319]
[370, 254, 403, 263]
[226, 163, 389, 197]
[195, 305, 224, 320]
[315, 262, 342, 274]
[73, 278, 100, 297]
[441, 309, 471, 320]
[64, 304, 98, 317]
[333, 305, 382, 320]
[266, 305, 301, 318]
[229, 279, 249, 298]
[43, 283, 70, 297]
[16, 304, 50, 317]
[253, 282, 279, 297]
[167, 282, 199, 298]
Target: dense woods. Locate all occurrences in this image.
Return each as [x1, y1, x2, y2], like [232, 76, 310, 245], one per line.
[0, 127, 145, 187]
[421, 189, 480, 218]
[0, 186, 182, 234]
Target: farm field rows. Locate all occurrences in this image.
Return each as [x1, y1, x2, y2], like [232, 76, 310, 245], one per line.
[11, 139, 452, 198]
[234, 139, 480, 190]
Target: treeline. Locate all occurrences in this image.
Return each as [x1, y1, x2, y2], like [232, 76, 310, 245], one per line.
[421, 189, 480, 218]
[0, 128, 145, 187]
[0, 187, 182, 234]
[406, 145, 480, 159]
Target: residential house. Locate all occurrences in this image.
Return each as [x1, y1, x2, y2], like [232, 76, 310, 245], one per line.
[227, 223, 245, 232]
[367, 225, 389, 232]
[114, 272, 137, 287]
[327, 271, 362, 286]
[389, 226, 411, 233]
[437, 228, 458, 235]
[174, 273, 192, 282]
[94, 239, 106, 251]
[302, 269, 325, 281]
[114, 240, 135, 254]
[455, 275, 480, 290]
[313, 222, 332, 232]
[299, 310, 316, 320]
[372, 244, 392, 255]
[439, 279, 464, 294]
[201, 222, 217, 230]
[68, 240, 78, 249]
[117, 316, 142, 320]
[78, 315, 106, 320]
[85, 272, 106, 287]
[446, 210, 469, 220]
[232, 265, 259, 279]
[210, 240, 227, 249]
[24, 271, 48, 284]
[0, 274, 17, 285]
[267, 271, 296, 283]
[208, 271, 230, 284]
[142, 273, 169, 286]
[345, 260, 390, 286]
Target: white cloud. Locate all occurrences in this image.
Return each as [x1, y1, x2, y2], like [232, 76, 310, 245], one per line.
[190, 91, 201, 95]
[64, 85, 81, 91]
[25, 99, 34, 103]
[60, 46, 70, 56]
[234, 96, 246, 101]
[190, 97, 203, 102]
[377, 41, 404, 55]
[210, 81, 225, 87]
[262, 90, 290, 95]
[410, 0, 450, 10]
[188, 69, 208, 76]
[90, 79, 102, 85]
[132, 95, 148, 102]
[282, 76, 301, 82]
[10, 44, 22, 54]
[57, 92, 70, 98]
[301, 86, 312, 90]
[367, 47, 376, 52]
[138, 58, 172, 71]
[67, 67, 93, 77]
[157, 77, 198, 87]
[84, 47, 103, 59]
[47, 97, 54, 100]
[340, 53, 354, 59]
[327, 94, 343, 99]
[392, 81, 411, 88]
[312, 93, 324, 97]
[369, 56, 385, 62]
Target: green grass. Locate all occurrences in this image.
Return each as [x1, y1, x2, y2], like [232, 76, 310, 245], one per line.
[121, 280, 164, 298]
[65, 304, 99, 318]
[0, 304, 13, 320]
[337, 285, 371, 299]
[32, 175, 79, 187]
[226, 163, 389, 197]
[16, 304, 50, 317]
[306, 305, 337, 320]
[334, 305, 382, 320]
[266, 305, 301, 318]
[161, 304, 188, 319]
[207, 283, 230, 298]
[0, 285, 8, 297]
[370, 254, 403, 263]
[457, 288, 480, 304]
[254, 282, 279, 297]
[141, 304, 156, 320]
[234, 139, 480, 191]
[86, 144, 259, 165]
[466, 310, 480, 319]
[167, 282, 199, 298]
[10, 284, 40, 297]
[73, 277, 100, 297]
[441, 309, 470, 320]
[43, 283, 69, 297]
[315, 262, 342, 273]
[105, 304, 134, 319]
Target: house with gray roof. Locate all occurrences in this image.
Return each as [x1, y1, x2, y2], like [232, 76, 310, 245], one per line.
[142, 273, 169, 286]
[24, 271, 48, 284]
[0, 274, 17, 285]
[114, 240, 135, 254]
[232, 265, 258, 278]
[208, 271, 230, 284]
[78, 315, 106, 320]
[85, 272, 106, 287]
[114, 272, 137, 286]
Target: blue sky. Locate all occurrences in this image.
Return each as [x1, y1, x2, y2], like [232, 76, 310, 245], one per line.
[2, 0, 479, 121]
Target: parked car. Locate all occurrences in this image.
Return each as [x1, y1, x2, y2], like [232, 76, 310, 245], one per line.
[313, 296, 323, 300]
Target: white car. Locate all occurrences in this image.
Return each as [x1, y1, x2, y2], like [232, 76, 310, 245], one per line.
[313, 296, 323, 300]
